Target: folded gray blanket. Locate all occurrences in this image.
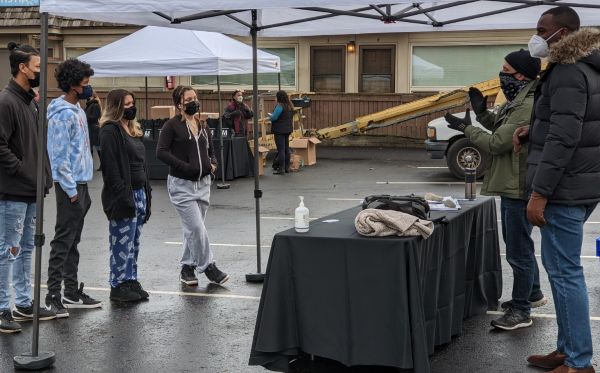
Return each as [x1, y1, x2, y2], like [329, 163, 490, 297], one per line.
[355, 208, 434, 238]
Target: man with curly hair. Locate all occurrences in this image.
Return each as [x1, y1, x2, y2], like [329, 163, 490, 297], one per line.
[45, 58, 101, 317]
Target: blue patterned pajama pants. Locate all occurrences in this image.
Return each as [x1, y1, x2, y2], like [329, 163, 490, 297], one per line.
[109, 188, 147, 288]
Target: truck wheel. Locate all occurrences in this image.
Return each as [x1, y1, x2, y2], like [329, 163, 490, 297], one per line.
[446, 138, 489, 179]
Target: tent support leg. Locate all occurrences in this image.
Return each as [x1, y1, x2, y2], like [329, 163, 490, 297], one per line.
[216, 75, 230, 189]
[145, 76, 149, 120]
[14, 12, 56, 370]
[246, 9, 265, 283]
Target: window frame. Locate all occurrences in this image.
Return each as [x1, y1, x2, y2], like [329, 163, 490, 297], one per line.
[358, 44, 396, 93]
[409, 42, 526, 92]
[310, 45, 346, 93]
[191, 45, 298, 92]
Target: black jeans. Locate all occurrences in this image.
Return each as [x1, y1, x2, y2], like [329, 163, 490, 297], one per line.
[274, 133, 291, 171]
[47, 183, 91, 295]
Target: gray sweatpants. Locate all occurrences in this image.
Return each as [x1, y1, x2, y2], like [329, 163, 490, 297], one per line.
[167, 175, 214, 272]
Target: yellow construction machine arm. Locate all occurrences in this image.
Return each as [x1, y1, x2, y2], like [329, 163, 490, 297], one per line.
[313, 78, 502, 140]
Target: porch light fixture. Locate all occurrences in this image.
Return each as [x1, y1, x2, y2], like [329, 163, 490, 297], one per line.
[347, 41, 356, 53]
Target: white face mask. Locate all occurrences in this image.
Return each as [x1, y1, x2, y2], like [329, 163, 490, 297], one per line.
[528, 28, 563, 59]
[235, 95, 243, 103]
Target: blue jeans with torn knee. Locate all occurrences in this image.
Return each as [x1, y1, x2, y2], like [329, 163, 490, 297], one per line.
[541, 202, 597, 369]
[0, 201, 35, 311]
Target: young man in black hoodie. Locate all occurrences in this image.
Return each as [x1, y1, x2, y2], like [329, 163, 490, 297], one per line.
[0, 43, 55, 334]
[514, 7, 600, 373]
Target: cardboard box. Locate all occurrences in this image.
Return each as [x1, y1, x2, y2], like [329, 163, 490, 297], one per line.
[249, 145, 270, 176]
[290, 137, 321, 166]
[151, 105, 176, 119]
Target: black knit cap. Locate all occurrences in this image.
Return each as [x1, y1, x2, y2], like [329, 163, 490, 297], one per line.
[505, 49, 541, 80]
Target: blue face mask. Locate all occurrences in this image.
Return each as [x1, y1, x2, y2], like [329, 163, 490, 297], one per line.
[77, 85, 93, 100]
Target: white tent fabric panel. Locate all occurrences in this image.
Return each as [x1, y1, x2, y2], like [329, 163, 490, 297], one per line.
[41, 1, 600, 37]
[77, 26, 280, 77]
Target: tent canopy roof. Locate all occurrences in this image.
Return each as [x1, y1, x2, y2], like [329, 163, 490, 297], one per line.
[78, 26, 280, 77]
[40, 1, 600, 37]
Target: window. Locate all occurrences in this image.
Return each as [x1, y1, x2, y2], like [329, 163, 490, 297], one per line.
[192, 47, 296, 88]
[311, 46, 345, 93]
[359, 45, 395, 93]
[411, 45, 527, 89]
[65, 48, 164, 89]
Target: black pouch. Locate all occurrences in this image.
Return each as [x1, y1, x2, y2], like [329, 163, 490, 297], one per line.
[362, 194, 430, 220]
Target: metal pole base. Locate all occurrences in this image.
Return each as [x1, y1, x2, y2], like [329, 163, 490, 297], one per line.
[14, 351, 55, 370]
[245, 273, 265, 283]
[217, 183, 231, 189]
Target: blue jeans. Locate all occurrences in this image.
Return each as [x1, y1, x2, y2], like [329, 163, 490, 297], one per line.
[0, 201, 35, 311]
[541, 203, 597, 369]
[109, 189, 146, 288]
[500, 197, 542, 313]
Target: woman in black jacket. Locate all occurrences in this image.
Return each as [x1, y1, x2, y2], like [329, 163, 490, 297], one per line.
[269, 90, 294, 175]
[85, 91, 102, 170]
[156, 85, 229, 286]
[99, 89, 152, 303]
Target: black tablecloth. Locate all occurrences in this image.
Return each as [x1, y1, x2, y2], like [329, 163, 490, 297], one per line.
[249, 197, 502, 372]
[142, 136, 251, 181]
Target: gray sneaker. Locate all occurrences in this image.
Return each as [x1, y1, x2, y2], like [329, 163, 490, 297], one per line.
[491, 308, 533, 330]
[0, 309, 22, 333]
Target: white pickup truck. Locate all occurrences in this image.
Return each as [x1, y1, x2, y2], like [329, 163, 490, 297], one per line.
[424, 111, 492, 179]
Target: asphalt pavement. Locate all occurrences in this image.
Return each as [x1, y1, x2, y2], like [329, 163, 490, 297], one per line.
[1, 146, 598, 372]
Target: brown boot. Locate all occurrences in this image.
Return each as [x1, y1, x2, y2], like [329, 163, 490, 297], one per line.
[527, 351, 567, 369]
[548, 365, 595, 373]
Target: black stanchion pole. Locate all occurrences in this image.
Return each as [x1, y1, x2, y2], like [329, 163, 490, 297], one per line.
[246, 9, 265, 283]
[216, 75, 230, 189]
[14, 11, 56, 370]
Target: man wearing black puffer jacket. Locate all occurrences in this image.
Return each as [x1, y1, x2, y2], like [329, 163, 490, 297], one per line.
[513, 7, 600, 373]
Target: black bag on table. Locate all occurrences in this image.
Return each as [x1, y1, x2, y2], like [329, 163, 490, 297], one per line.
[362, 194, 430, 220]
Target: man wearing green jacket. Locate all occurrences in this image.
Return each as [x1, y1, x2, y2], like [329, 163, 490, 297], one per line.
[445, 49, 545, 330]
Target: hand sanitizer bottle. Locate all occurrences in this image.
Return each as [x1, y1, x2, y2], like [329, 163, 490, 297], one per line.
[295, 196, 309, 233]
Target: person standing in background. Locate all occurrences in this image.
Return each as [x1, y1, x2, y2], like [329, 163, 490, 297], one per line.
[223, 90, 253, 137]
[269, 90, 294, 175]
[85, 91, 102, 171]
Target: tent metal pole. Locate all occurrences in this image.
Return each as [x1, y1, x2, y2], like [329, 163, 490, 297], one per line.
[442, 0, 561, 25]
[14, 11, 56, 370]
[278, 73, 281, 91]
[246, 9, 265, 283]
[145, 76, 149, 120]
[216, 75, 230, 189]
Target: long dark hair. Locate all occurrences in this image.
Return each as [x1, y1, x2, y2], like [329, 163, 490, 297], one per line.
[172, 85, 195, 109]
[100, 89, 142, 137]
[8, 42, 38, 77]
[276, 90, 293, 112]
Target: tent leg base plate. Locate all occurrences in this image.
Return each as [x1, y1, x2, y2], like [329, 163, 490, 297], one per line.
[245, 273, 265, 283]
[217, 183, 231, 189]
[14, 351, 55, 370]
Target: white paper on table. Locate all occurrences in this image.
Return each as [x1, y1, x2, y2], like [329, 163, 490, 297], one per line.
[426, 196, 461, 211]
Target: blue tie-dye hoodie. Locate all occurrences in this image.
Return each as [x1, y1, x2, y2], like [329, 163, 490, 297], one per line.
[47, 96, 93, 198]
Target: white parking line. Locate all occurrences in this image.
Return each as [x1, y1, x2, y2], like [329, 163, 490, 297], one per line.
[500, 253, 598, 260]
[487, 310, 600, 321]
[165, 242, 271, 248]
[35, 284, 260, 300]
[416, 166, 449, 169]
[327, 198, 363, 201]
[261, 216, 318, 220]
[376, 181, 483, 185]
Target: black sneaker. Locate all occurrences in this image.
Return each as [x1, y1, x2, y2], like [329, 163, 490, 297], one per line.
[12, 302, 57, 322]
[204, 262, 230, 285]
[180, 265, 198, 286]
[110, 283, 142, 302]
[63, 283, 102, 309]
[45, 293, 69, 318]
[127, 280, 149, 300]
[0, 310, 22, 333]
[501, 294, 548, 310]
[491, 308, 533, 330]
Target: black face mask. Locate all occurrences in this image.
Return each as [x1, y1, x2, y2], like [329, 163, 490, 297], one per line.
[28, 71, 40, 89]
[499, 72, 529, 102]
[184, 100, 200, 116]
[123, 106, 137, 121]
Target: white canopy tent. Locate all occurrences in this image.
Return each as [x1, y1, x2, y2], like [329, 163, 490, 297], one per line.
[78, 26, 281, 188]
[77, 26, 280, 77]
[41, 0, 600, 37]
[19, 0, 600, 368]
